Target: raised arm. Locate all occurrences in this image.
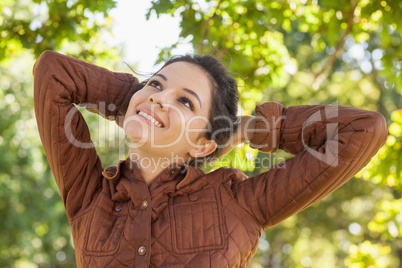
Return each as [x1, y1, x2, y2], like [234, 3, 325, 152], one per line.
[231, 102, 387, 230]
[33, 51, 138, 217]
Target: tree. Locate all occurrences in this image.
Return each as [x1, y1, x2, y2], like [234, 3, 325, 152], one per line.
[0, 0, 119, 266]
[148, 0, 401, 267]
[1, 0, 401, 267]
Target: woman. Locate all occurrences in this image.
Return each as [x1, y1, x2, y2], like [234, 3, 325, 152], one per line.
[34, 50, 387, 267]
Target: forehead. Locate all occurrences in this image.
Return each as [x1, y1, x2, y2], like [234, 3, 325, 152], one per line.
[158, 61, 211, 86]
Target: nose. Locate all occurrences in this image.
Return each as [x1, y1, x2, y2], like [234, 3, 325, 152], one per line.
[148, 92, 168, 111]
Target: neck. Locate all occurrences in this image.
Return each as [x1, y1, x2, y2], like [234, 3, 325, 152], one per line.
[128, 145, 186, 185]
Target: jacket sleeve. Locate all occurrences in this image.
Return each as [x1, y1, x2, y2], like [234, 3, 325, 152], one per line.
[231, 102, 388, 230]
[33, 50, 138, 217]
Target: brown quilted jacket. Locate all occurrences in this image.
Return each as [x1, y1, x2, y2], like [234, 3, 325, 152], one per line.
[33, 51, 387, 267]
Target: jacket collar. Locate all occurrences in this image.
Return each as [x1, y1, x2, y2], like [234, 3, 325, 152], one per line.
[102, 157, 205, 192]
[175, 164, 205, 190]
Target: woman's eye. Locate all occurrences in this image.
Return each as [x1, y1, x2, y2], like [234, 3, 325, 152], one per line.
[178, 97, 194, 111]
[149, 80, 162, 90]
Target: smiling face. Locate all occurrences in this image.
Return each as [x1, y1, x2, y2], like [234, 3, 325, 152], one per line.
[124, 62, 216, 162]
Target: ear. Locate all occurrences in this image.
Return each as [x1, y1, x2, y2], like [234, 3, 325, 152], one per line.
[189, 139, 217, 158]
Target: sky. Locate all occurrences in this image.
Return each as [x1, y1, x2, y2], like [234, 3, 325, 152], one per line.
[107, 0, 193, 72]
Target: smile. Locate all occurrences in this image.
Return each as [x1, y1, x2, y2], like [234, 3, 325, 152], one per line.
[137, 110, 164, 128]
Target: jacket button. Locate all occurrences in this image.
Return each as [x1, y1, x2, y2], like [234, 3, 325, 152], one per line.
[189, 194, 199, 202]
[141, 200, 148, 209]
[115, 206, 122, 212]
[169, 169, 175, 175]
[138, 246, 146, 255]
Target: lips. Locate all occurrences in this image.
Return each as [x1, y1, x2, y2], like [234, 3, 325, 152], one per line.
[136, 108, 164, 128]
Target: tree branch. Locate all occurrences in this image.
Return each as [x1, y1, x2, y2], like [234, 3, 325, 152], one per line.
[200, 0, 223, 54]
[313, 2, 358, 88]
[181, 0, 224, 51]
[369, 57, 388, 118]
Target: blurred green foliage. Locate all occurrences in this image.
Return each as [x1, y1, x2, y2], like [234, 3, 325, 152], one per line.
[0, 0, 401, 267]
[0, 0, 120, 266]
[149, 0, 402, 267]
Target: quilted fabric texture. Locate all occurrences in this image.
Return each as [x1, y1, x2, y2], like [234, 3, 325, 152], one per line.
[34, 51, 388, 267]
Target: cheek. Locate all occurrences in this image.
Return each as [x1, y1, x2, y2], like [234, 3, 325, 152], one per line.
[126, 95, 137, 112]
[185, 117, 210, 141]
[131, 89, 150, 103]
[125, 90, 149, 115]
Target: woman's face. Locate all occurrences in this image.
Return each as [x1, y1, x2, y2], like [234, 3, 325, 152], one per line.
[124, 62, 215, 161]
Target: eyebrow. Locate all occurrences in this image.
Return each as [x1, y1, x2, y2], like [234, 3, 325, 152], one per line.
[155, 73, 202, 108]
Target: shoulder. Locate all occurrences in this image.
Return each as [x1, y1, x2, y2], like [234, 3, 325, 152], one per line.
[205, 167, 248, 185]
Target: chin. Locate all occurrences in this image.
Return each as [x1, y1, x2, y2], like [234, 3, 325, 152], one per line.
[124, 122, 147, 144]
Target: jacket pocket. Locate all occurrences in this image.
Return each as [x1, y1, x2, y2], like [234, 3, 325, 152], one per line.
[82, 192, 128, 256]
[169, 188, 227, 254]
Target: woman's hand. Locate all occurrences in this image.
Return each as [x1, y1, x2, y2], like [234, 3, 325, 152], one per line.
[220, 115, 256, 156]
